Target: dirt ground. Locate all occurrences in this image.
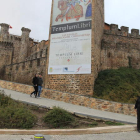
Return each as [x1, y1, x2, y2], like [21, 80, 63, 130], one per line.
[28, 106, 125, 129]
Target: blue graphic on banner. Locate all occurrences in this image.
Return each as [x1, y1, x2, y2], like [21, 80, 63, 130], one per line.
[63, 67, 68, 72]
[63, 67, 74, 73]
[86, 3, 92, 19]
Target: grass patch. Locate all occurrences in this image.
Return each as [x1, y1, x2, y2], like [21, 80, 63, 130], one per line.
[89, 121, 98, 127]
[105, 121, 124, 126]
[94, 67, 140, 103]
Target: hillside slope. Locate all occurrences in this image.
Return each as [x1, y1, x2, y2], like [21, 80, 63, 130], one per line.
[94, 68, 140, 104]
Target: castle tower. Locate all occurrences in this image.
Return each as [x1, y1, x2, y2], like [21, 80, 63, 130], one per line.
[45, 0, 104, 96]
[19, 27, 31, 62]
[0, 23, 9, 41]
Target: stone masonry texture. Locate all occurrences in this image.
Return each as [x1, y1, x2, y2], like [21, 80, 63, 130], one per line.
[0, 80, 136, 117]
[101, 25, 140, 70]
[1, 0, 140, 112]
[0, 23, 48, 85]
[45, 0, 104, 96]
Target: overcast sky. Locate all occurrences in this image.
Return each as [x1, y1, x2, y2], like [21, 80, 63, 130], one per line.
[0, 0, 140, 41]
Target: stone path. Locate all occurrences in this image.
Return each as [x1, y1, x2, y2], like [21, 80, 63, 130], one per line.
[0, 87, 137, 124]
[0, 131, 140, 140]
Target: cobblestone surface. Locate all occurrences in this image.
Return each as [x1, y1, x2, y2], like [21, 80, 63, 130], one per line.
[50, 131, 140, 140]
[0, 131, 140, 140]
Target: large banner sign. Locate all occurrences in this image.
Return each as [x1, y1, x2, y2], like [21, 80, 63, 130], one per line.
[48, 0, 92, 74]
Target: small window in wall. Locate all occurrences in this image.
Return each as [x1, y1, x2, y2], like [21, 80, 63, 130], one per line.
[30, 61, 32, 67]
[108, 52, 111, 58]
[40, 51, 43, 57]
[37, 59, 40, 66]
[128, 56, 132, 68]
[16, 65, 19, 70]
[22, 63, 25, 70]
[35, 53, 37, 58]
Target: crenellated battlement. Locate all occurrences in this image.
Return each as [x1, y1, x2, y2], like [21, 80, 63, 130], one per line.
[13, 35, 21, 40]
[26, 48, 47, 61]
[0, 23, 9, 28]
[131, 29, 139, 37]
[0, 41, 13, 48]
[6, 56, 46, 67]
[110, 24, 118, 31]
[0, 23, 9, 36]
[29, 38, 34, 41]
[104, 24, 140, 38]
[8, 34, 21, 42]
[0, 34, 21, 42]
[0, 23, 48, 85]
[101, 40, 140, 51]
[21, 27, 31, 33]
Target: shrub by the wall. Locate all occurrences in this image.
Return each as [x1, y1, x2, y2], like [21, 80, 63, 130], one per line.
[94, 67, 140, 103]
[0, 90, 37, 129]
[0, 106, 37, 129]
[0, 90, 14, 107]
[43, 107, 75, 128]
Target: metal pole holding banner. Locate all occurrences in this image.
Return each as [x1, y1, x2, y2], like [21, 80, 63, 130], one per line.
[34, 134, 45, 140]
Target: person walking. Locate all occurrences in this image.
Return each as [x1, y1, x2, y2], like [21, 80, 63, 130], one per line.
[37, 73, 43, 98]
[135, 96, 140, 133]
[30, 74, 38, 98]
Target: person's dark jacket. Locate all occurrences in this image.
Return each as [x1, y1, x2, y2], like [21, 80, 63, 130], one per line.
[38, 77, 43, 86]
[135, 96, 140, 131]
[32, 77, 38, 85]
[135, 96, 140, 109]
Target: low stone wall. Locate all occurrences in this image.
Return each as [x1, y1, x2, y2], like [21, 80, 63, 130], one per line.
[0, 80, 136, 116]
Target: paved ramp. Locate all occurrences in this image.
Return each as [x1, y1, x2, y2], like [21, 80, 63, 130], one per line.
[0, 87, 137, 124]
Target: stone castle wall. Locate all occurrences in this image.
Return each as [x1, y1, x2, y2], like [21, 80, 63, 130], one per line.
[0, 24, 34, 64]
[0, 0, 140, 117]
[1, 0, 140, 98]
[2, 23, 140, 96]
[0, 42, 14, 79]
[4, 48, 47, 85]
[29, 40, 48, 60]
[0, 80, 136, 117]
[101, 24, 140, 70]
[0, 23, 48, 85]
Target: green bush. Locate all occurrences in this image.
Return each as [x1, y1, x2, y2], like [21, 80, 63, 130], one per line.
[43, 107, 75, 128]
[0, 106, 37, 129]
[94, 67, 140, 103]
[0, 90, 37, 129]
[0, 90, 14, 107]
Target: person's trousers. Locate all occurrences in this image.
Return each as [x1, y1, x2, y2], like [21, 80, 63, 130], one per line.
[38, 86, 42, 97]
[137, 109, 140, 130]
[31, 86, 38, 96]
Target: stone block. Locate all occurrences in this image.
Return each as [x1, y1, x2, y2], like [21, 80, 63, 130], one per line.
[131, 29, 139, 37]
